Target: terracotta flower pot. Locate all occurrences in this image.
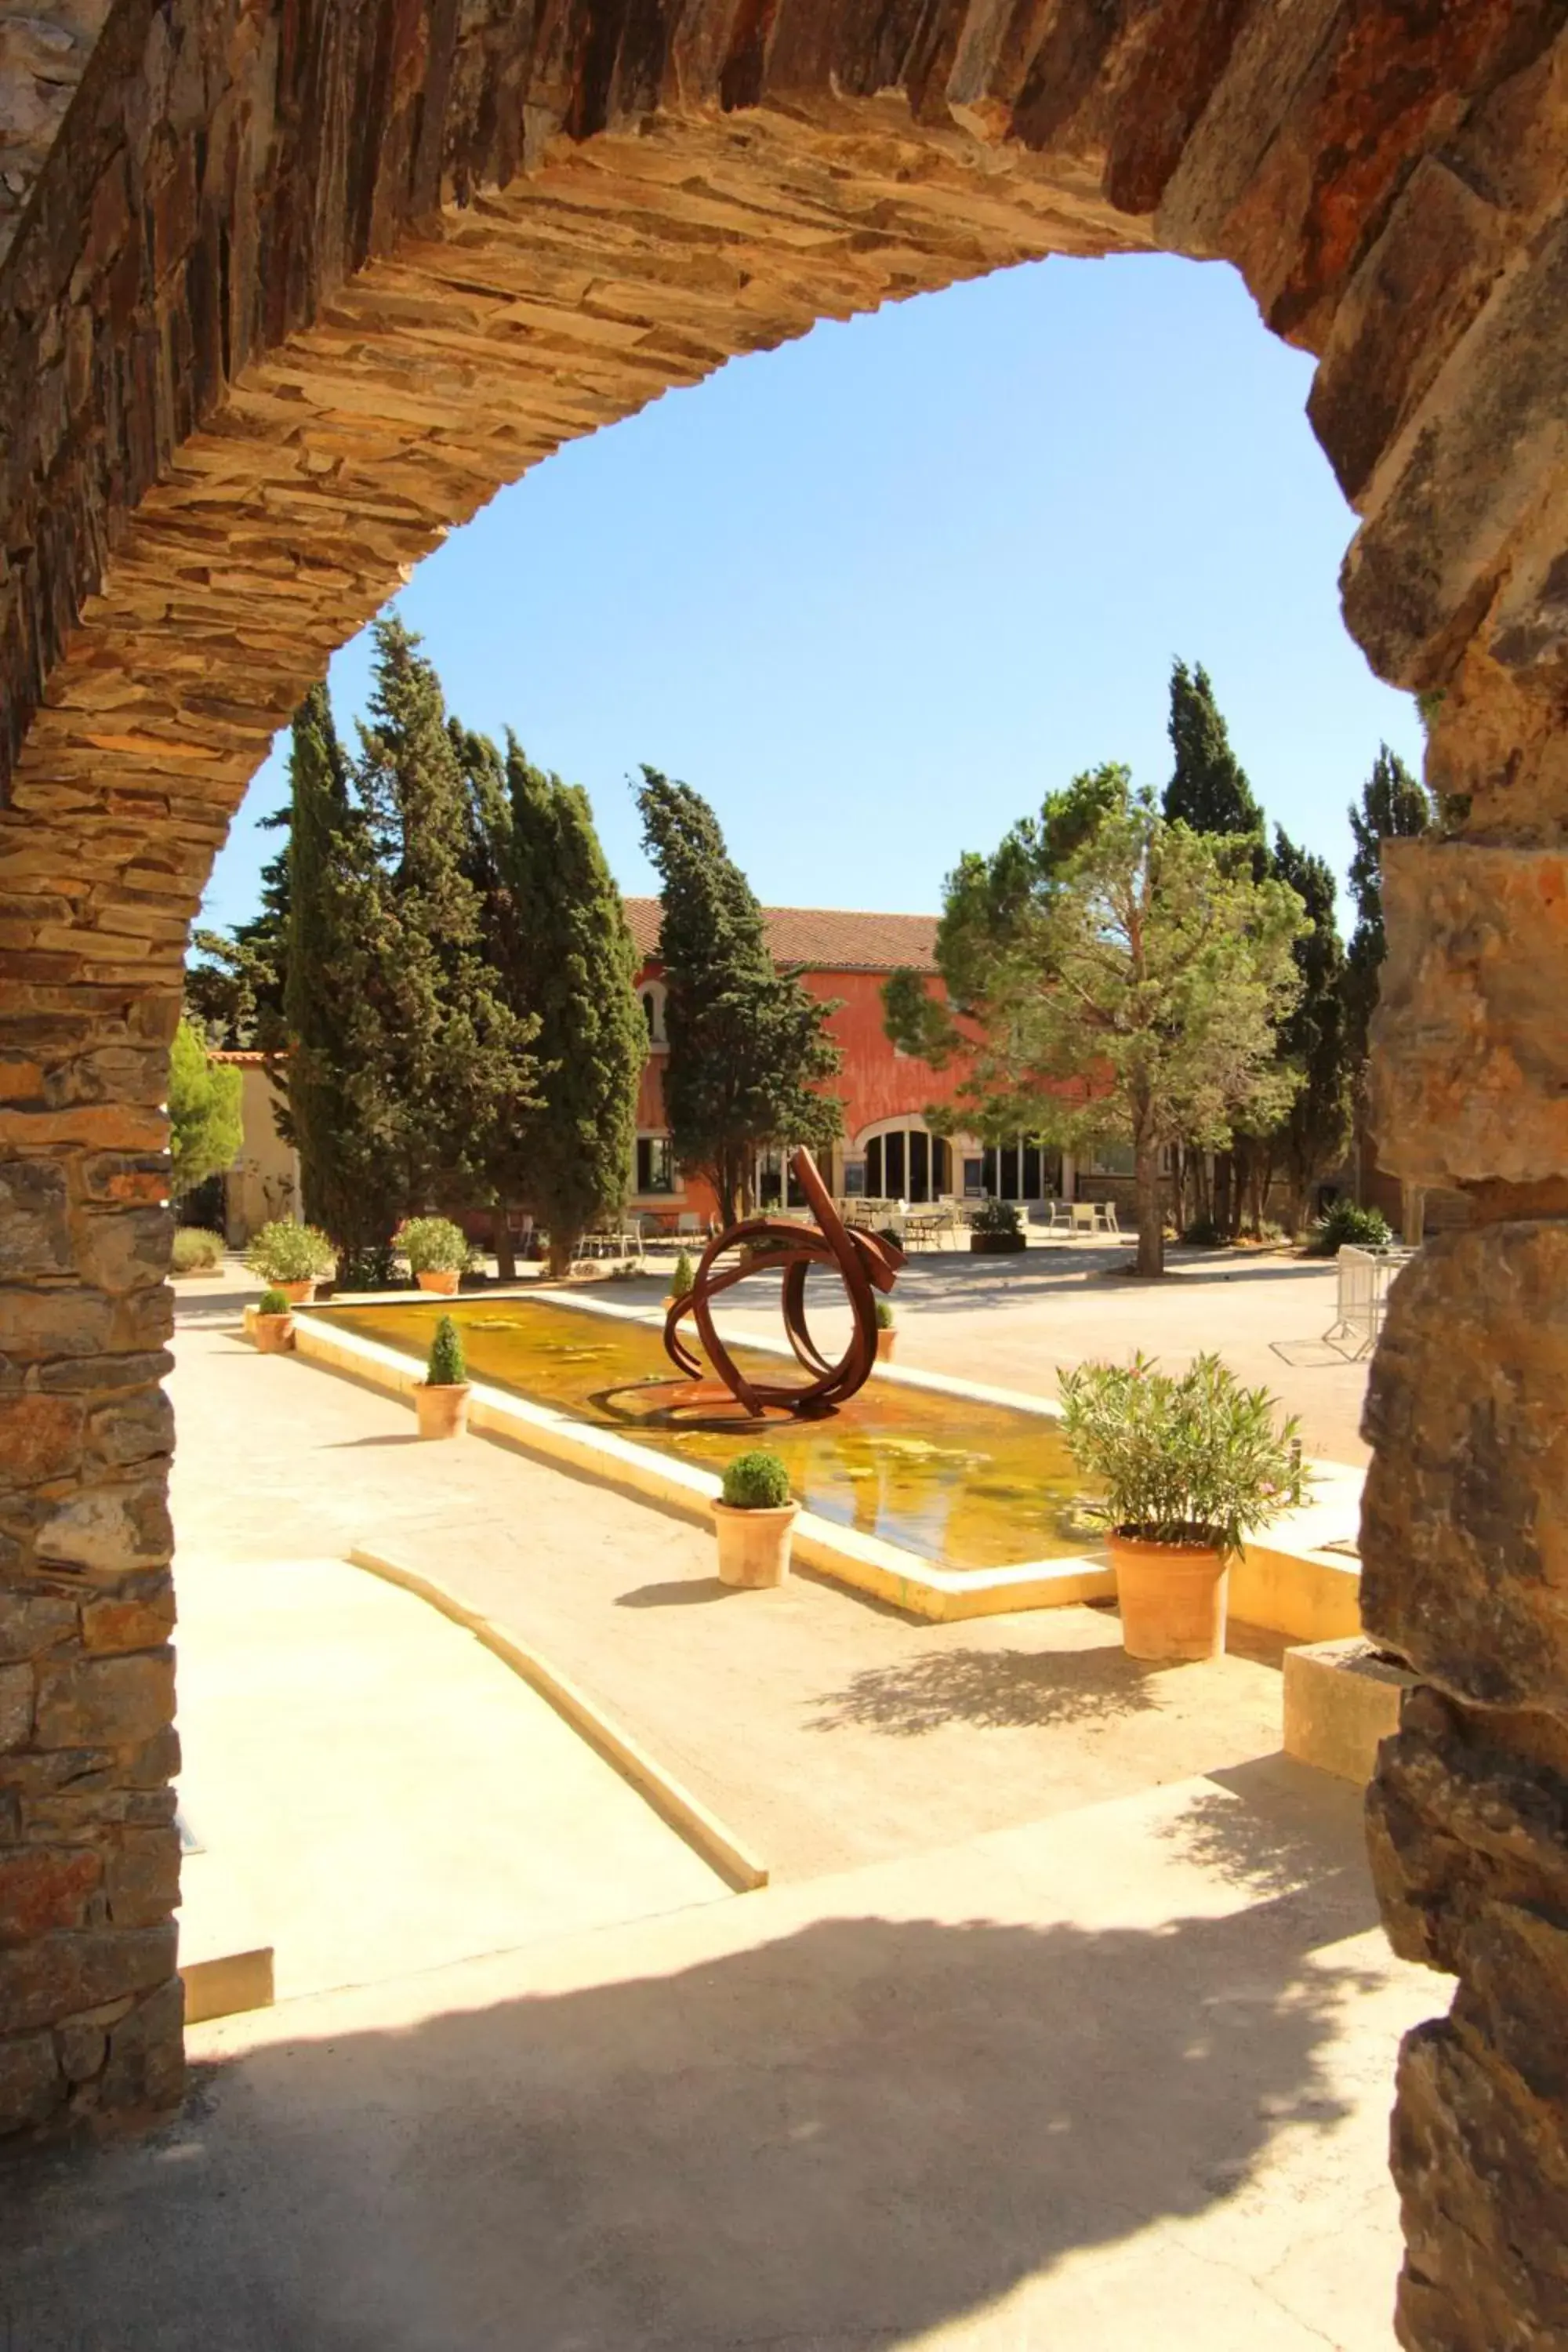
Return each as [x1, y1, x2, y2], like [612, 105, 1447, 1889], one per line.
[416, 1269, 461, 1296]
[252, 1311, 295, 1355]
[415, 1380, 471, 1439]
[277, 1278, 317, 1305]
[1109, 1534, 1229, 1662]
[713, 1499, 799, 1588]
[876, 1326, 896, 1361]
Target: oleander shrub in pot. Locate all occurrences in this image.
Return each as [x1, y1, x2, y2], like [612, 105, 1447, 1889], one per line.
[252, 1287, 295, 1354]
[397, 1215, 473, 1294]
[1058, 1352, 1303, 1662]
[713, 1449, 798, 1588]
[245, 1219, 335, 1303]
[172, 1226, 226, 1276]
[415, 1313, 472, 1439]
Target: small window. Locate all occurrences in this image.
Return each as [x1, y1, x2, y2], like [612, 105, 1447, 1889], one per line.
[963, 1157, 985, 1199]
[843, 1161, 867, 1197]
[641, 983, 667, 1047]
[635, 1134, 676, 1194]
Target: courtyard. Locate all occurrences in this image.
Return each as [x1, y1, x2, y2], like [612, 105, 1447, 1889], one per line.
[2, 1260, 1424, 2349]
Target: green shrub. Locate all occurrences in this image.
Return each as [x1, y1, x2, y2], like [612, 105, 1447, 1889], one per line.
[397, 1215, 472, 1276]
[425, 1315, 467, 1388]
[1181, 1216, 1228, 1249]
[1304, 1200, 1393, 1258]
[670, 1249, 695, 1299]
[172, 1225, 225, 1274]
[720, 1450, 793, 1511]
[972, 1196, 1022, 1237]
[1058, 1352, 1304, 1559]
[874, 1298, 895, 1330]
[256, 1288, 291, 1317]
[336, 1243, 400, 1293]
[245, 1220, 335, 1284]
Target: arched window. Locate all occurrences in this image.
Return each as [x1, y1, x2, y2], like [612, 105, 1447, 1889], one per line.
[641, 982, 667, 1047]
[862, 1127, 951, 1204]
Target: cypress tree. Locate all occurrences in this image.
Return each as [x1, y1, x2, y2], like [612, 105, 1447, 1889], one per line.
[1344, 742, 1435, 1068]
[472, 738, 645, 1276]
[356, 616, 539, 1215]
[1164, 659, 1266, 852]
[636, 768, 844, 1227]
[185, 810, 292, 1048]
[1271, 829, 1352, 1235]
[281, 682, 405, 1266]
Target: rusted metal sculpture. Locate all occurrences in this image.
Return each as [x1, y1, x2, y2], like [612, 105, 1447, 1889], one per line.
[663, 1147, 902, 1417]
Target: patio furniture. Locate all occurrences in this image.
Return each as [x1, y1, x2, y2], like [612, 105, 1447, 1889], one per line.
[1069, 1203, 1098, 1235]
[1091, 1201, 1121, 1235]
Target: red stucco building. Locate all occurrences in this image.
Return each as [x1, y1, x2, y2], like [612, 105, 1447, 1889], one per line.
[626, 898, 1110, 1227]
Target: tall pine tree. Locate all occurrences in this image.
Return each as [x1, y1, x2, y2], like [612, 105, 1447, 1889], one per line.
[637, 769, 844, 1226]
[471, 736, 644, 1275]
[356, 617, 538, 1215]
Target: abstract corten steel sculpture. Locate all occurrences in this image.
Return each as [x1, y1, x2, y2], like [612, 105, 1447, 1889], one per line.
[663, 1148, 902, 1418]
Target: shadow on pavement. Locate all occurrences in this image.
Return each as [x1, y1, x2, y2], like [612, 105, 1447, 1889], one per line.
[616, 1577, 739, 1608]
[809, 1642, 1161, 1736]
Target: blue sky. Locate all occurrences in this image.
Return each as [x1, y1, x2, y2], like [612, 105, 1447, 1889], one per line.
[198, 249, 1422, 939]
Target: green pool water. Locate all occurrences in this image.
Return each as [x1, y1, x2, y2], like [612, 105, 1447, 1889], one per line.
[320, 1294, 1096, 1574]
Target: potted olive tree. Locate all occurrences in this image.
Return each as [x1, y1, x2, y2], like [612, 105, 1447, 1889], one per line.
[252, 1287, 296, 1354]
[1058, 1352, 1303, 1662]
[245, 1219, 336, 1305]
[415, 1314, 472, 1439]
[875, 1298, 896, 1362]
[970, 1198, 1026, 1255]
[712, 1450, 798, 1588]
[397, 1215, 473, 1296]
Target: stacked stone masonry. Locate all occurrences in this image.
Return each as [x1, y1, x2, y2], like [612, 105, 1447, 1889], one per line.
[2, 2, 1566, 2341]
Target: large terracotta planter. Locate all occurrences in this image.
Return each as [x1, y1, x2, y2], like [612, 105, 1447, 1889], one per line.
[252, 1311, 295, 1355]
[277, 1277, 317, 1305]
[876, 1326, 896, 1362]
[415, 1380, 471, 1439]
[713, 1499, 799, 1588]
[1110, 1534, 1229, 1662]
[970, 1232, 1026, 1254]
[416, 1269, 461, 1296]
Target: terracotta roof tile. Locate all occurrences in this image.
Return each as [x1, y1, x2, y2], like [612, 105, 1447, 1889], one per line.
[623, 896, 936, 973]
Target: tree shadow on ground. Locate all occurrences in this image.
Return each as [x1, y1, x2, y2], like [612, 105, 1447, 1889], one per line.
[808, 1642, 1160, 1736]
[2, 1885, 1396, 2352]
[1154, 1755, 1382, 1929]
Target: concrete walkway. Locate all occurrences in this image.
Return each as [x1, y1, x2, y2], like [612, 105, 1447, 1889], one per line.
[3, 1765, 1430, 2350]
[169, 1290, 1301, 1886]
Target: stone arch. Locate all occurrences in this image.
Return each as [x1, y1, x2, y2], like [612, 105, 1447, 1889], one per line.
[4, 5, 1568, 2339]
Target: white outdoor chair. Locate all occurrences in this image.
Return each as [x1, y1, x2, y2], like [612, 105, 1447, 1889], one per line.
[1069, 1203, 1098, 1236]
[1092, 1202, 1121, 1235]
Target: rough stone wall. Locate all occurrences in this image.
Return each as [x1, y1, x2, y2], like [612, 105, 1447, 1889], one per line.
[0, 0, 113, 264]
[0, 2, 1565, 2335]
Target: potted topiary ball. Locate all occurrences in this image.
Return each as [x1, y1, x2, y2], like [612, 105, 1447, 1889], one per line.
[970, 1198, 1026, 1255]
[252, 1287, 296, 1354]
[712, 1450, 798, 1588]
[397, 1215, 472, 1296]
[1058, 1351, 1304, 1662]
[245, 1218, 336, 1305]
[663, 1247, 695, 1314]
[874, 1298, 896, 1362]
[415, 1314, 472, 1439]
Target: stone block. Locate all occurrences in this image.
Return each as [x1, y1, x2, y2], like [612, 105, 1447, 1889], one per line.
[102, 1824, 180, 1927]
[0, 2029, 60, 2133]
[1370, 841, 1568, 1189]
[34, 1474, 172, 1574]
[85, 1386, 173, 1467]
[0, 1846, 101, 1944]
[0, 1588, 76, 1664]
[34, 1648, 175, 1748]
[1282, 1638, 1417, 1784]
[0, 1392, 84, 1488]
[98, 1973, 183, 2112]
[70, 1207, 172, 1295]
[1362, 1225, 1568, 1711]
[0, 1157, 71, 1279]
[0, 1922, 176, 2033]
[0, 1662, 32, 1751]
[81, 1573, 175, 1652]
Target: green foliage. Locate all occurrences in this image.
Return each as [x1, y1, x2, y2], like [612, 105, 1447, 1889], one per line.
[169, 1019, 243, 1193]
[637, 769, 844, 1227]
[720, 1450, 793, 1510]
[244, 1220, 335, 1283]
[468, 735, 643, 1274]
[184, 808, 291, 1049]
[1304, 1200, 1393, 1257]
[874, 1298, 895, 1329]
[1345, 744, 1436, 1072]
[920, 771, 1305, 1278]
[1163, 659, 1265, 856]
[1058, 1352, 1302, 1558]
[1270, 829, 1352, 1234]
[397, 1215, 470, 1275]
[335, 1243, 401, 1294]
[1181, 1216, 1229, 1249]
[971, 1196, 1023, 1237]
[425, 1314, 467, 1387]
[171, 1226, 226, 1274]
[670, 1249, 695, 1299]
[256, 1289, 291, 1316]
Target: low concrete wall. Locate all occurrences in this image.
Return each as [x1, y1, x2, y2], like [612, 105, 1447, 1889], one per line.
[1283, 1638, 1417, 1782]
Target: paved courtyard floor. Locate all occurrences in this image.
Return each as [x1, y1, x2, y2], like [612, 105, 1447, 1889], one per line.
[2, 1268, 1428, 2350]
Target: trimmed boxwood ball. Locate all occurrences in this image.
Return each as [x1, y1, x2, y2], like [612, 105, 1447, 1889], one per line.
[426, 1315, 467, 1388]
[720, 1450, 792, 1511]
[874, 1298, 895, 1329]
[670, 1248, 695, 1299]
[257, 1288, 290, 1316]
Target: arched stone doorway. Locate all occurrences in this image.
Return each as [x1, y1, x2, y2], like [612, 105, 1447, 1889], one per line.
[2, 6, 1566, 2339]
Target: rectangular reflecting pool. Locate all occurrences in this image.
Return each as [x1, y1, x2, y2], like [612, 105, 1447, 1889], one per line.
[318, 1295, 1096, 1574]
